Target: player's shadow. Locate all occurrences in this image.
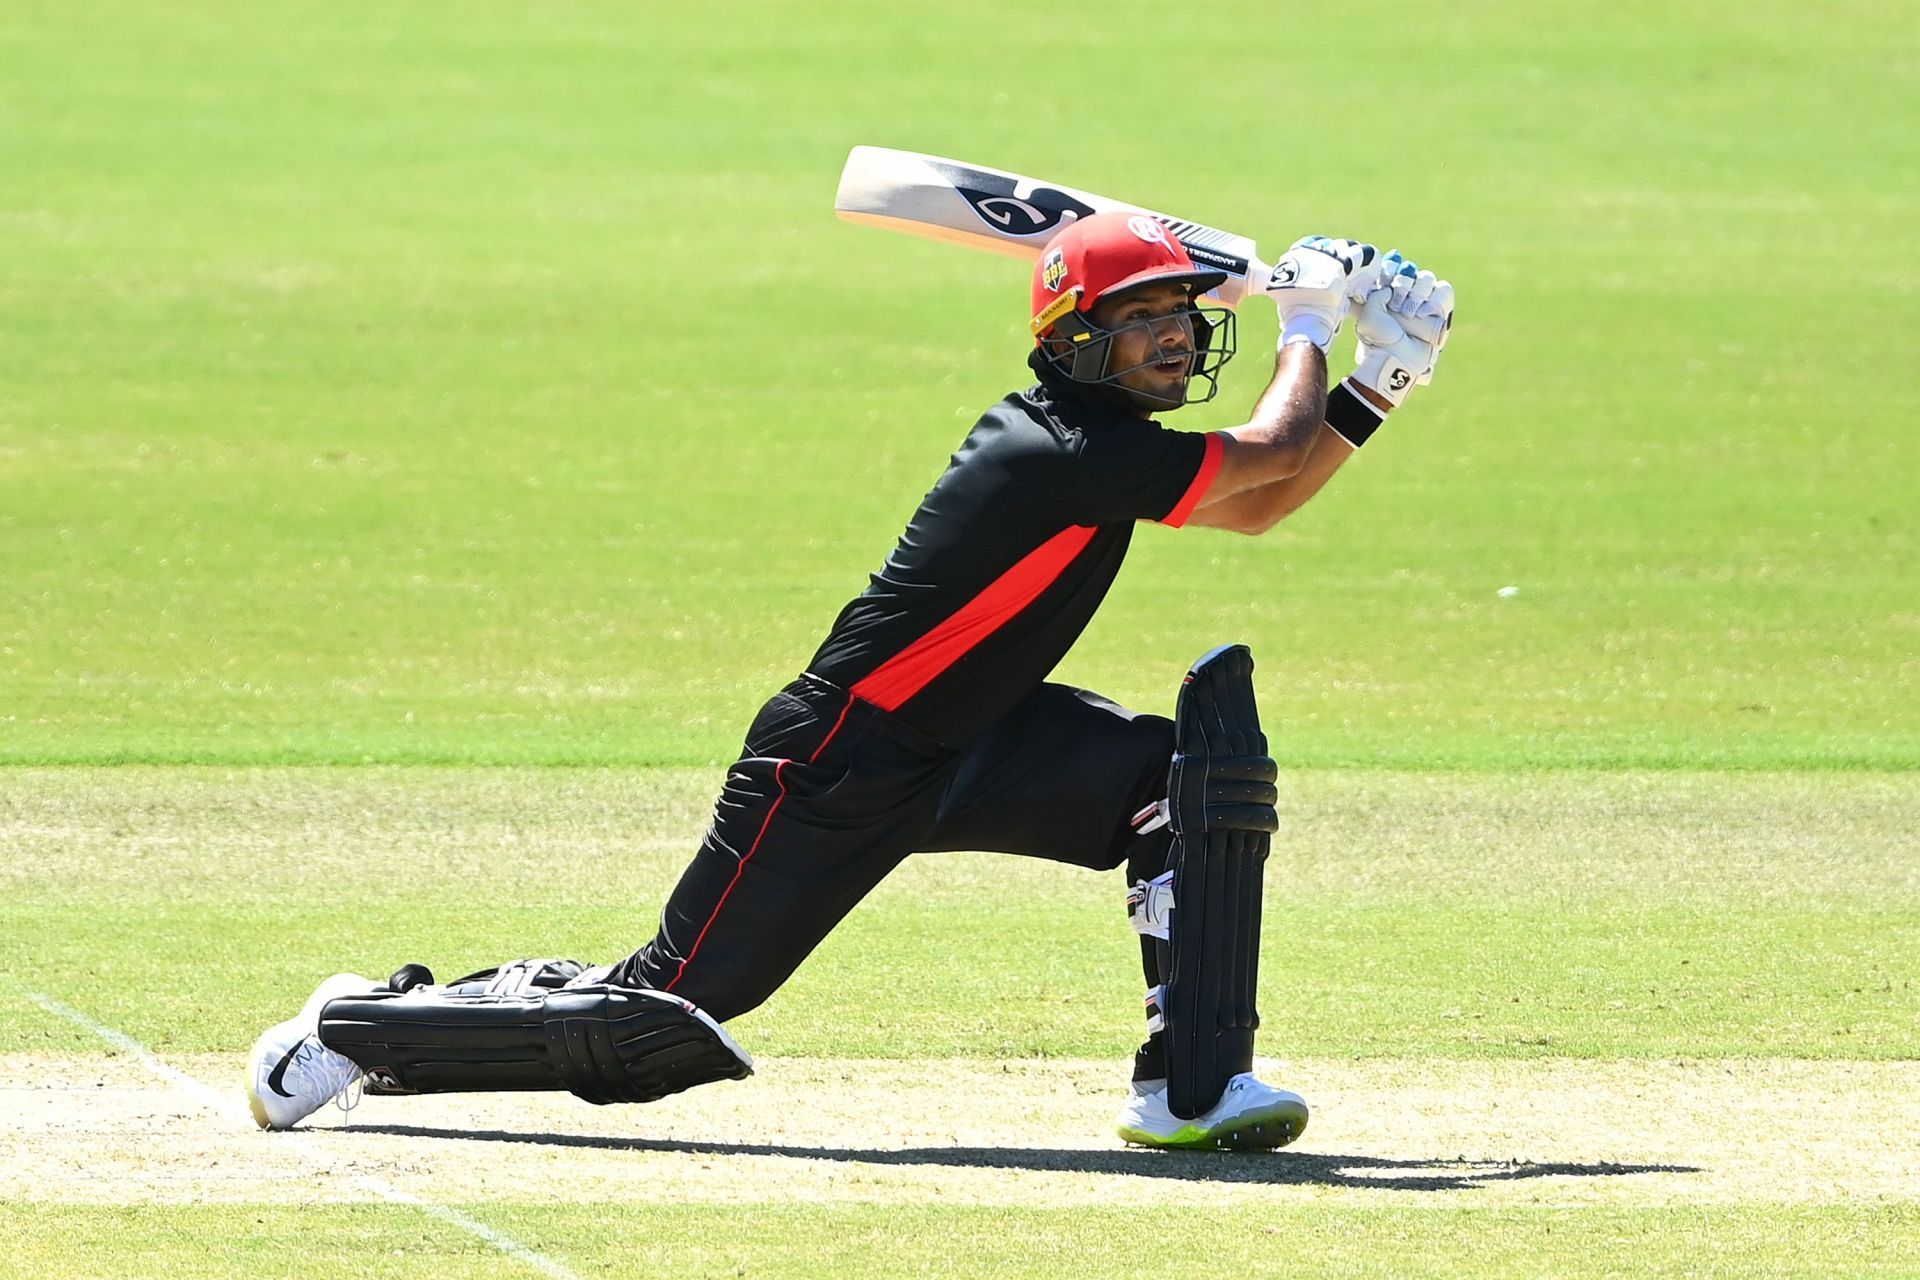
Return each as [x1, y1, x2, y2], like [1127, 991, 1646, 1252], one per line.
[352, 1124, 1697, 1190]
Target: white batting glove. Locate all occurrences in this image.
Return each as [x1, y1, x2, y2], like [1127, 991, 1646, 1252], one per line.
[1263, 235, 1384, 352]
[1350, 252, 1454, 407]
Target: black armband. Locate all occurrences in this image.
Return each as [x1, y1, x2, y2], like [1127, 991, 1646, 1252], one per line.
[1325, 379, 1387, 448]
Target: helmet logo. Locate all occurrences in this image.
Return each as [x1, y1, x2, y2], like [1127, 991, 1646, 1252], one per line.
[1040, 247, 1068, 292]
[1127, 215, 1170, 248]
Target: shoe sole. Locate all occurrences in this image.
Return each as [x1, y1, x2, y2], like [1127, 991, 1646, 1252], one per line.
[1118, 1099, 1309, 1151]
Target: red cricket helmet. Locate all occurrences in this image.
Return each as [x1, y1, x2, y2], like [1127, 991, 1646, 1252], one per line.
[1030, 210, 1228, 339]
[1027, 210, 1236, 409]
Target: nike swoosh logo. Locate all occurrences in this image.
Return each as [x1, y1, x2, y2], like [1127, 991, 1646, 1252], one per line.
[266, 1038, 307, 1098]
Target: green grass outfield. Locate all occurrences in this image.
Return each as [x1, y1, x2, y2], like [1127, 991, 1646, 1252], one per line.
[3, 0, 1914, 770]
[4, 768, 1915, 1278]
[2, 0, 1916, 1276]
[3, 1204, 1913, 1280]
[5, 768, 1915, 1062]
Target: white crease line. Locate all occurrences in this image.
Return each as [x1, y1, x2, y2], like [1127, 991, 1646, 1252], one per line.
[25, 990, 582, 1280]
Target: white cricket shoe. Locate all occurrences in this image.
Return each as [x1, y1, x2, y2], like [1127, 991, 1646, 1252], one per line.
[1116, 1072, 1309, 1151]
[246, 973, 377, 1130]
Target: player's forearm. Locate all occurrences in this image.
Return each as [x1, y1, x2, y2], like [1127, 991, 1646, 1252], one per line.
[1214, 341, 1328, 486]
[1243, 423, 1358, 531]
[1198, 421, 1356, 534]
[1194, 367, 1391, 531]
[1240, 340, 1328, 461]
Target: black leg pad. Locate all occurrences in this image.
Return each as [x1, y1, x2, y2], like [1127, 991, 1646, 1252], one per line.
[318, 984, 753, 1105]
[1160, 644, 1278, 1121]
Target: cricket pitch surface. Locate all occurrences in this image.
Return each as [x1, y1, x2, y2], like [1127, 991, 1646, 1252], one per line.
[9, 1054, 1914, 1209]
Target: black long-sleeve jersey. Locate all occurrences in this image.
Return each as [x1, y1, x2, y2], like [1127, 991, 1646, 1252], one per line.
[807, 372, 1223, 747]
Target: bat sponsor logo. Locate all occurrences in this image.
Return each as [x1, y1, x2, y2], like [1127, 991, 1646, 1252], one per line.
[1183, 243, 1249, 277]
[956, 185, 1096, 238]
[1040, 247, 1068, 292]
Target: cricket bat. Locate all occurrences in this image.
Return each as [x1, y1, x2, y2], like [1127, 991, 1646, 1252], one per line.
[834, 145, 1273, 307]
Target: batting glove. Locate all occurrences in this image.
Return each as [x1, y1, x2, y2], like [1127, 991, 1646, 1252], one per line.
[1263, 235, 1384, 352]
[1349, 252, 1454, 407]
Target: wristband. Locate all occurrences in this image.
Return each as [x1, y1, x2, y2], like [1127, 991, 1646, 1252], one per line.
[1325, 379, 1387, 447]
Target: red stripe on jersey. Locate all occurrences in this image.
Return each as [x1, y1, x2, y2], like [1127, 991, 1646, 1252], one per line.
[851, 523, 1100, 712]
[664, 690, 855, 993]
[1159, 430, 1225, 529]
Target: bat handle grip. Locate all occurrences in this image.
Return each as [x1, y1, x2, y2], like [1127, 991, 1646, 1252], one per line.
[1212, 252, 1270, 310]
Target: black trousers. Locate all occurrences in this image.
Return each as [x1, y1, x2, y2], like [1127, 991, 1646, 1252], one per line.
[606, 674, 1176, 1072]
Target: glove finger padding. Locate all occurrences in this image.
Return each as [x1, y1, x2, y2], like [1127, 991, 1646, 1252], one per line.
[1304, 238, 1388, 304]
[1411, 280, 1453, 384]
[1394, 307, 1447, 346]
[1350, 279, 1450, 408]
[1266, 234, 1374, 352]
[1311, 238, 1376, 271]
[1391, 268, 1438, 315]
[1417, 280, 1454, 327]
[1352, 286, 1407, 347]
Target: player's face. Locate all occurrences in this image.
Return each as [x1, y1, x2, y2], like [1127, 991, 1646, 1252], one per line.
[1091, 283, 1198, 409]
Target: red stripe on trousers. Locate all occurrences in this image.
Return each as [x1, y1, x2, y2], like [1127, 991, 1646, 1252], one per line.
[851, 523, 1099, 712]
[664, 690, 856, 992]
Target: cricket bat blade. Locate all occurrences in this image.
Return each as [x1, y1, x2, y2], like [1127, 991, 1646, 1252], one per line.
[834, 145, 1270, 307]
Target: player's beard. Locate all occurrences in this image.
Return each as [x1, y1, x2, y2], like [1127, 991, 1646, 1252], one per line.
[1113, 358, 1194, 412]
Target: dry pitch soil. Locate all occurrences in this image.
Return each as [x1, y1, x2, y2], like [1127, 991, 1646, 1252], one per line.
[7, 1053, 1916, 1209]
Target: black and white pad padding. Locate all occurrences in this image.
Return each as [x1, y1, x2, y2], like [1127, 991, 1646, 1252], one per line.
[318, 984, 753, 1105]
[1159, 644, 1279, 1120]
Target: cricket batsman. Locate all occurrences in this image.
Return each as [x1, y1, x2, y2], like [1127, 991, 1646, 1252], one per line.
[248, 212, 1454, 1150]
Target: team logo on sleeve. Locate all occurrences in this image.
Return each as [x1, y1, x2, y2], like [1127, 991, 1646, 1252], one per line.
[1040, 247, 1068, 292]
